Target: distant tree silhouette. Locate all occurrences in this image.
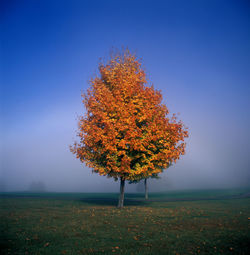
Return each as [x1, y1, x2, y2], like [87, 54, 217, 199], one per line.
[29, 181, 46, 192]
[0, 180, 6, 192]
[132, 174, 160, 199]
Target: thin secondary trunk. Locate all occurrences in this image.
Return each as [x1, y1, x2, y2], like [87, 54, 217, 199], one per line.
[117, 178, 125, 208]
[144, 178, 148, 200]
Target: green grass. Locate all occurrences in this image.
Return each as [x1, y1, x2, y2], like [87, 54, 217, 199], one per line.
[1, 189, 250, 254]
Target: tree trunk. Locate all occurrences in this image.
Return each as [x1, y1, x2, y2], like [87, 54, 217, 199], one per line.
[144, 178, 148, 200]
[117, 178, 125, 208]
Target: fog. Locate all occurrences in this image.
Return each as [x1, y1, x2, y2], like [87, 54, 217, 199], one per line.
[1, 99, 249, 193]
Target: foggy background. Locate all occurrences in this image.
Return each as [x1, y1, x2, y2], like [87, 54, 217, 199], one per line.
[1, 0, 250, 192]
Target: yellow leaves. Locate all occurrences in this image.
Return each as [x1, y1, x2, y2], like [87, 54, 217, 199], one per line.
[118, 140, 126, 149]
[71, 48, 188, 181]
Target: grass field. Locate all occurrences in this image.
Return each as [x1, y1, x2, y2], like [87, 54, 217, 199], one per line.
[1, 188, 250, 254]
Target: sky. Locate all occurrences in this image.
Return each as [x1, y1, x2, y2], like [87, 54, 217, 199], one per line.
[1, 0, 250, 192]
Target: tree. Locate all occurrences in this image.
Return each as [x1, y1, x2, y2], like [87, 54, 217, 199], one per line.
[130, 173, 160, 200]
[143, 163, 172, 200]
[71, 49, 188, 208]
[29, 181, 46, 192]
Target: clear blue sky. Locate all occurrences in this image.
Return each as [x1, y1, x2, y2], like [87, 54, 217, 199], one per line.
[1, 0, 250, 191]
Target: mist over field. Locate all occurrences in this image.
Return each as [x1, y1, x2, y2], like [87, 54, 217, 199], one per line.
[1, 104, 249, 192]
[1, 0, 250, 193]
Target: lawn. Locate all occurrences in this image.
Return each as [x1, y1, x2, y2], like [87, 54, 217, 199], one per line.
[1, 188, 250, 254]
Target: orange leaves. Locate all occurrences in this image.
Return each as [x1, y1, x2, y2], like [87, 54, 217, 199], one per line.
[71, 49, 188, 181]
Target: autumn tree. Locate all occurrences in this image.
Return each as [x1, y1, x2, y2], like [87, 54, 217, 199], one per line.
[71, 49, 188, 208]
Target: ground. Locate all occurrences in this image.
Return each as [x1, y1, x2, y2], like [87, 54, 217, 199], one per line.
[1, 188, 250, 254]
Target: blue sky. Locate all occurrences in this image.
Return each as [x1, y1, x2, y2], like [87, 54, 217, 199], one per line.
[1, 0, 250, 191]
